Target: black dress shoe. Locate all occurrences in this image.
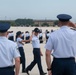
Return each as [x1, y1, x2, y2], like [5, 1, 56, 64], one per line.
[25, 69, 30, 75]
[22, 69, 26, 73]
[40, 72, 47, 75]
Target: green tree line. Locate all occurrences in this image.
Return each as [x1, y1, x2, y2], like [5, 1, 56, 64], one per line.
[0, 19, 58, 27]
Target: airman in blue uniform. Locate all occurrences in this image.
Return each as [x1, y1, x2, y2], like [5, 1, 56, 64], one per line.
[25, 28, 47, 75]
[0, 23, 20, 75]
[16, 31, 30, 73]
[45, 14, 76, 75]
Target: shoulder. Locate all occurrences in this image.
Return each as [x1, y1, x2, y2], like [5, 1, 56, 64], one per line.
[50, 29, 60, 37]
[32, 36, 35, 40]
[32, 36, 38, 41]
[17, 37, 22, 41]
[7, 40, 17, 47]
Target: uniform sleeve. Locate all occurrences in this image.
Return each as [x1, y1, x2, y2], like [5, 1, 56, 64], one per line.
[45, 36, 54, 51]
[17, 38, 22, 42]
[13, 44, 20, 58]
[32, 37, 36, 41]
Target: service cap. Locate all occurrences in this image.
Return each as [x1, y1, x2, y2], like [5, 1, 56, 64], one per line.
[57, 14, 72, 22]
[0, 23, 10, 32]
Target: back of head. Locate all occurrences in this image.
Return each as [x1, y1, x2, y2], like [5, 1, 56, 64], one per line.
[0, 22, 10, 36]
[16, 31, 22, 40]
[34, 28, 40, 33]
[0, 22, 10, 33]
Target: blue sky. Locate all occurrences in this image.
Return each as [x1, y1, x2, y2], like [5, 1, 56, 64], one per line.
[0, 0, 76, 22]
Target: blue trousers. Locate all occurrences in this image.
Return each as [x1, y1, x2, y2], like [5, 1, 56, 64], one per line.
[51, 58, 76, 75]
[26, 48, 44, 74]
[21, 36, 24, 40]
[8, 36, 14, 41]
[0, 67, 14, 75]
[25, 36, 30, 43]
[18, 47, 26, 71]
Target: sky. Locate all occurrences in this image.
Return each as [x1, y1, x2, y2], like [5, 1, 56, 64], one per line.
[0, 0, 76, 22]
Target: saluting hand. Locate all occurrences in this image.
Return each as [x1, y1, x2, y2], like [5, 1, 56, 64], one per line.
[68, 21, 76, 28]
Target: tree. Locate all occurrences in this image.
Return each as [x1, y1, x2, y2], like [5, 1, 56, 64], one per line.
[15, 19, 34, 26]
[10, 21, 16, 26]
[41, 22, 49, 27]
[15, 19, 26, 26]
[54, 20, 59, 26]
[26, 19, 34, 26]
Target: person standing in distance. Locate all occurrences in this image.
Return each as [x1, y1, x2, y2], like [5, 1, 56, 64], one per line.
[45, 14, 76, 75]
[21, 32, 24, 40]
[46, 31, 50, 43]
[39, 30, 43, 43]
[25, 28, 47, 75]
[16, 31, 30, 73]
[8, 31, 14, 41]
[0, 23, 20, 75]
[25, 31, 30, 44]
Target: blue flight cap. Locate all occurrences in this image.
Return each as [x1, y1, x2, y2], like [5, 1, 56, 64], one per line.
[16, 31, 22, 36]
[0, 22, 10, 32]
[57, 14, 72, 22]
[34, 28, 40, 33]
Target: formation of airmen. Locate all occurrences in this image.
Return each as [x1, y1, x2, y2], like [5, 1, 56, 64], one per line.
[0, 14, 76, 75]
[7, 29, 54, 44]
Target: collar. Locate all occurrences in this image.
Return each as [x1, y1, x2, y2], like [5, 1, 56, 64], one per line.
[0, 36, 7, 39]
[60, 26, 70, 29]
[33, 35, 38, 38]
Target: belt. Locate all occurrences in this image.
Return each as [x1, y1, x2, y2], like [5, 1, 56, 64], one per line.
[0, 66, 14, 69]
[33, 48, 40, 49]
[54, 57, 75, 60]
